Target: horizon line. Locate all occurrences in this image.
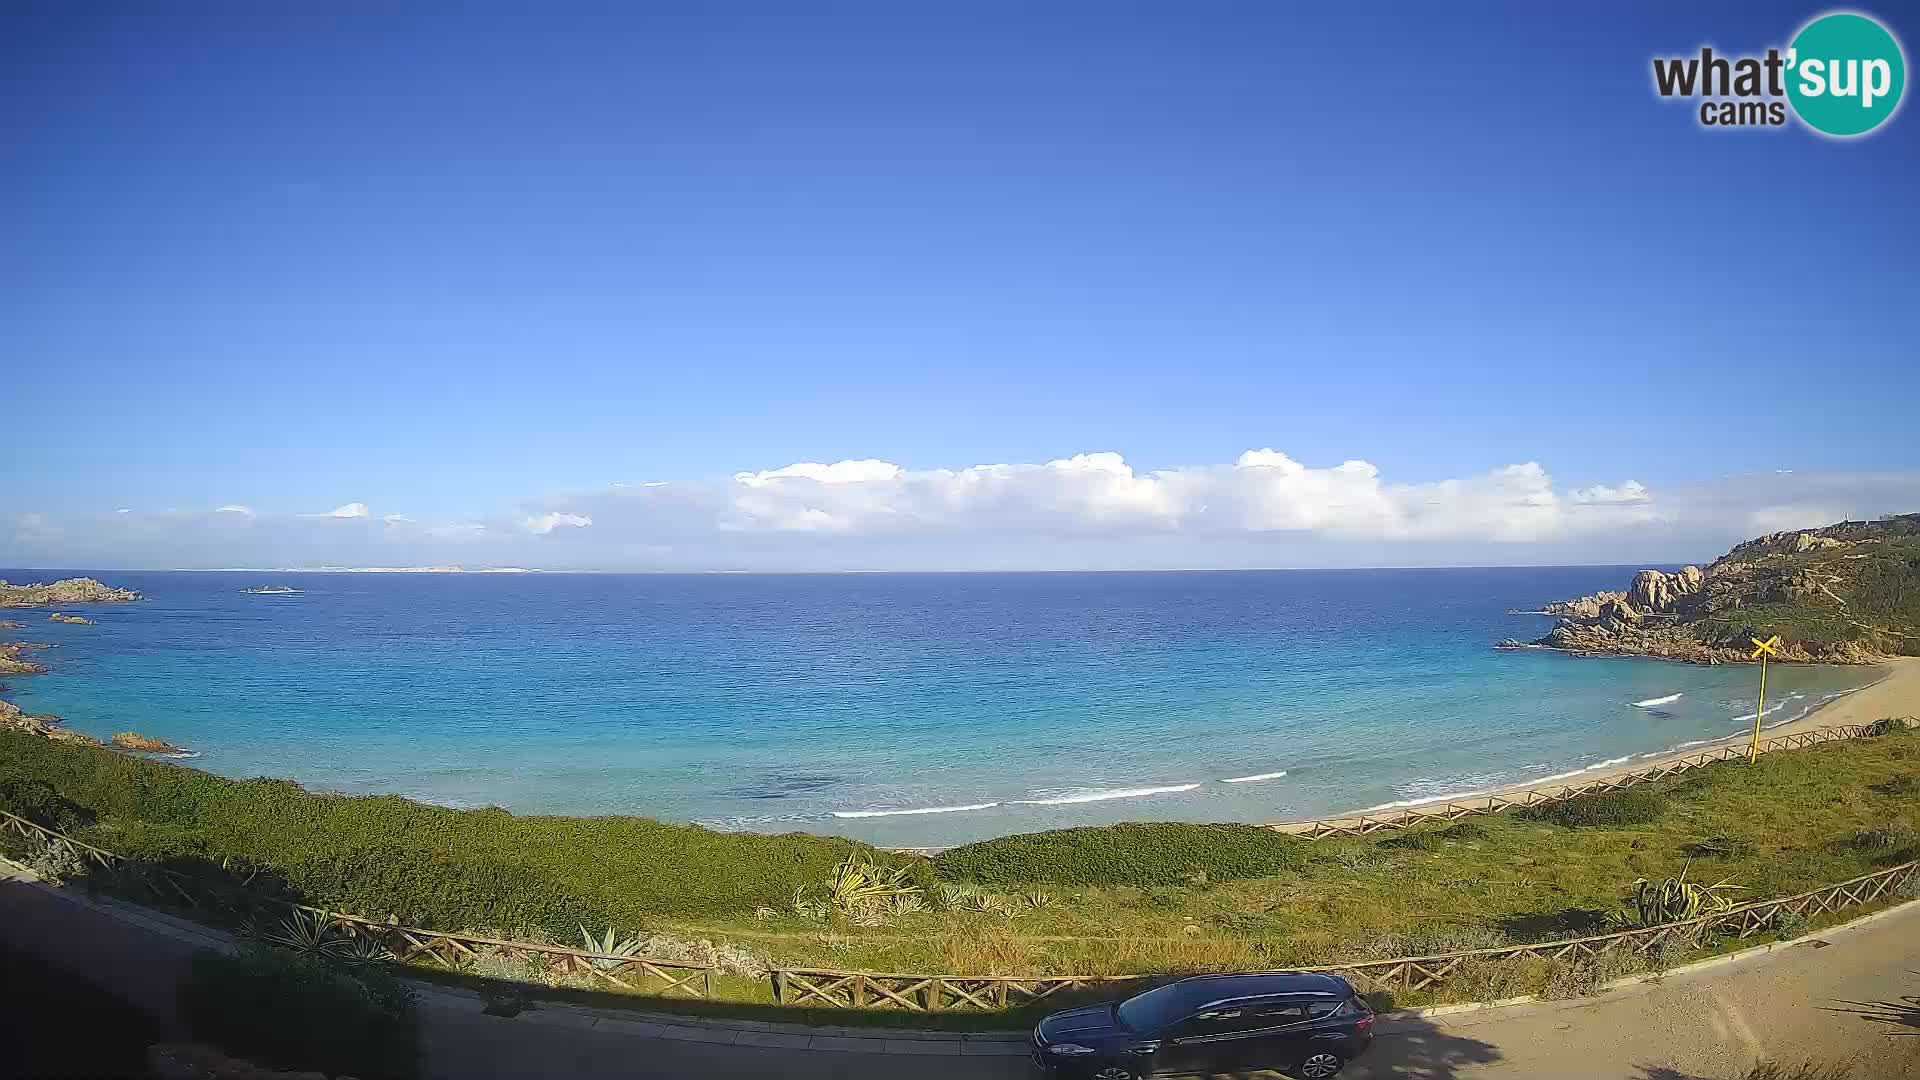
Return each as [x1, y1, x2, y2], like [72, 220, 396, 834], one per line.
[2, 561, 1704, 576]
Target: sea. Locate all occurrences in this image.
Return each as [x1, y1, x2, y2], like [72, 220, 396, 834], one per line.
[0, 568, 1876, 848]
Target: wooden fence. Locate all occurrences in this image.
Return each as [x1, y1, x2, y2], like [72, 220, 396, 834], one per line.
[769, 859, 1918, 1010]
[0, 809, 715, 998]
[1273, 721, 1897, 840]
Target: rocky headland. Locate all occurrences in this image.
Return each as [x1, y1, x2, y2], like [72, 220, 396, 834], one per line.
[0, 577, 141, 607]
[1501, 514, 1920, 664]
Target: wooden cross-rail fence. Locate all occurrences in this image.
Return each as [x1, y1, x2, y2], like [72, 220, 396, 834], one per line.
[768, 858, 1918, 1010]
[0, 809, 715, 999]
[3, 717, 1914, 1013]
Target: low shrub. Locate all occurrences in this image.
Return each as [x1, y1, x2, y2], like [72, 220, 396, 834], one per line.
[1436, 820, 1491, 842]
[0, 777, 95, 832]
[1850, 819, 1916, 853]
[935, 822, 1308, 887]
[283, 846, 600, 937]
[0, 730, 889, 923]
[1522, 789, 1665, 828]
[1683, 835, 1757, 859]
[1377, 820, 1491, 851]
[1869, 773, 1920, 797]
[1378, 830, 1444, 852]
[180, 948, 418, 1079]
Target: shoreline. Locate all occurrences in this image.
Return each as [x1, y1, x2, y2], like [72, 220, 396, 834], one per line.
[1266, 655, 1920, 834]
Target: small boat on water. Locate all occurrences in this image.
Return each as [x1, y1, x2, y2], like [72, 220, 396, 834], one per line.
[243, 585, 303, 595]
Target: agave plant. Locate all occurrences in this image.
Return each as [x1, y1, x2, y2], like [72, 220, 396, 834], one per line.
[335, 931, 396, 965]
[791, 885, 829, 920]
[578, 925, 646, 971]
[1024, 889, 1057, 910]
[932, 882, 978, 911]
[821, 854, 921, 914]
[884, 892, 926, 917]
[264, 909, 347, 956]
[1623, 864, 1746, 928]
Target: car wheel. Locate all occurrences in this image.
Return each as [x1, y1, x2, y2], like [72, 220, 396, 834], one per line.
[1089, 1067, 1139, 1080]
[1297, 1052, 1346, 1078]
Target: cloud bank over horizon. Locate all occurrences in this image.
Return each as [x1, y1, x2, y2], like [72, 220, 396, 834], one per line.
[5, 449, 1917, 572]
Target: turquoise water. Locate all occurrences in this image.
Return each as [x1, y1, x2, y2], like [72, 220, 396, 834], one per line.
[0, 568, 1874, 847]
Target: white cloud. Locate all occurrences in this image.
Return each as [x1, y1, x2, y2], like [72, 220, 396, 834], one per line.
[3, 452, 1914, 572]
[216, 505, 254, 516]
[1569, 481, 1651, 505]
[524, 512, 592, 535]
[734, 459, 904, 487]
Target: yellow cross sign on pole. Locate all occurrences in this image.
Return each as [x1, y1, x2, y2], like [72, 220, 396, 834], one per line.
[1747, 635, 1781, 763]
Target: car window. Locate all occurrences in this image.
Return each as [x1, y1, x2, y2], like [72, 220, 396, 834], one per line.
[1249, 1002, 1312, 1023]
[1177, 1008, 1252, 1036]
[1306, 1000, 1345, 1019]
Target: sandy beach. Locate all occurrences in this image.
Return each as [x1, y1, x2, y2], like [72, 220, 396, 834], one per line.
[1272, 656, 1920, 832]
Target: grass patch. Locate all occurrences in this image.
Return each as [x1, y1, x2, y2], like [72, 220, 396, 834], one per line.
[933, 822, 1308, 887]
[1520, 788, 1665, 827]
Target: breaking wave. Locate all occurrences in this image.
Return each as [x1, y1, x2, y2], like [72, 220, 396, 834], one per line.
[829, 802, 1001, 819]
[1013, 784, 1199, 806]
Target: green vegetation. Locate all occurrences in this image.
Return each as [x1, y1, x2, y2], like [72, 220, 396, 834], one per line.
[1621, 868, 1745, 927]
[1520, 788, 1665, 827]
[2, 722, 1916, 1025]
[934, 821, 1308, 887]
[0, 729, 892, 931]
[181, 947, 419, 1079]
[1698, 515, 1920, 655]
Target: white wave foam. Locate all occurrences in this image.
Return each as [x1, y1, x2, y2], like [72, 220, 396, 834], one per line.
[1357, 789, 1492, 814]
[164, 750, 202, 760]
[1220, 770, 1288, 784]
[1631, 693, 1682, 708]
[1730, 701, 1791, 724]
[1585, 754, 1635, 771]
[1014, 784, 1198, 806]
[829, 802, 1000, 819]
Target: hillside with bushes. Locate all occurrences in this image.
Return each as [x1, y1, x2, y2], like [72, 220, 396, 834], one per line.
[1511, 514, 1920, 663]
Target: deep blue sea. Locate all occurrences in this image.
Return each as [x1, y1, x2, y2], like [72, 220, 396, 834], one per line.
[0, 568, 1875, 847]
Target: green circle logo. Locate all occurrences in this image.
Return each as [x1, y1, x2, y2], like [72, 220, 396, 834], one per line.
[1787, 12, 1906, 137]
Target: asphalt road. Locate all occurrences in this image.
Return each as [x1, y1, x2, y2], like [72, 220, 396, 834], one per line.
[3, 871, 1915, 1079]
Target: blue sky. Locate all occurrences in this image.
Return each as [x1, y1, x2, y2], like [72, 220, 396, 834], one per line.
[3, 3, 1916, 569]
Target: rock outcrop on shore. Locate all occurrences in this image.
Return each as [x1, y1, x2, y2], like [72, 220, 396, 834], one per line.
[49, 613, 93, 625]
[0, 642, 51, 676]
[0, 695, 99, 746]
[0, 577, 141, 607]
[0, 619, 24, 630]
[1504, 514, 1920, 664]
[111, 731, 186, 754]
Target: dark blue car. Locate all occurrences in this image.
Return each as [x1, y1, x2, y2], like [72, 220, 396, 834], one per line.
[1031, 972, 1374, 1079]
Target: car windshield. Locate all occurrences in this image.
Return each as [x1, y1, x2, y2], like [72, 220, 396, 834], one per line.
[1115, 983, 1198, 1033]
